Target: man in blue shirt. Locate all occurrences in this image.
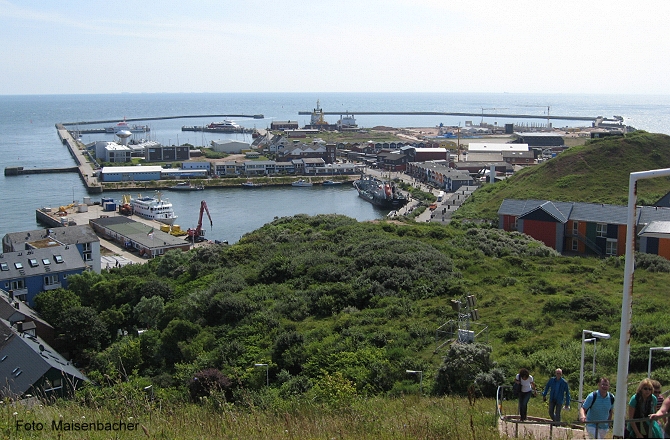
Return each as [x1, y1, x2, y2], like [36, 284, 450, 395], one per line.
[542, 368, 571, 423]
[578, 377, 615, 439]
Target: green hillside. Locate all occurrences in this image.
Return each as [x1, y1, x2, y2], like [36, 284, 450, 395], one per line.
[454, 131, 670, 220]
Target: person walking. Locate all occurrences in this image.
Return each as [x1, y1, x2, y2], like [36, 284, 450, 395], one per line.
[515, 368, 536, 421]
[627, 378, 663, 438]
[579, 377, 615, 439]
[542, 368, 571, 423]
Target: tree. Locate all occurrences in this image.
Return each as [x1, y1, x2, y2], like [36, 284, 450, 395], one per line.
[33, 288, 81, 324]
[434, 343, 499, 396]
[133, 296, 165, 329]
[57, 306, 109, 359]
[187, 368, 232, 402]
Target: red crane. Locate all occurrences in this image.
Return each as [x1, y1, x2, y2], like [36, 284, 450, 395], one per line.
[187, 200, 212, 243]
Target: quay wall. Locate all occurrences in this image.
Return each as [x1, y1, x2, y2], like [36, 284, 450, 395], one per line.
[4, 166, 78, 176]
[56, 124, 103, 194]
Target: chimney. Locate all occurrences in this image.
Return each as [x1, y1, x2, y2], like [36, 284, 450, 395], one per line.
[13, 302, 19, 310]
[16, 322, 23, 332]
[8, 290, 13, 300]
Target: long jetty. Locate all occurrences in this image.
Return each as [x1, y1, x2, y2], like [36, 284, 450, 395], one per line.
[61, 114, 265, 126]
[297, 110, 597, 122]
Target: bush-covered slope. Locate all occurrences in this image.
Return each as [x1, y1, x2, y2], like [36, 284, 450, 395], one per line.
[455, 131, 670, 220]
[37, 214, 670, 404]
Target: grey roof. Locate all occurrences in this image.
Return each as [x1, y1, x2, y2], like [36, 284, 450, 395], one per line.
[0, 246, 86, 282]
[569, 202, 629, 224]
[639, 221, 670, 237]
[89, 217, 187, 249]
[498, 199, 573, 223]
[0, 290, 51, 330]
[3, 225, 99, 252]
[499, 199, 670, 227]
[0, 319, 87, 398]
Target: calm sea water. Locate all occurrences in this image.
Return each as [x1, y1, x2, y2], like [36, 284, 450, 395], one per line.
[1, 93, 668, 242]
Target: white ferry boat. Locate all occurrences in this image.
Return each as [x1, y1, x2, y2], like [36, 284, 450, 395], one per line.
[131, 192, 177, 225]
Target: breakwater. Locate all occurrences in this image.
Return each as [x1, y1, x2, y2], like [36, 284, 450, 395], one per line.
[62, 114, 265, 126]
[4, 166, 78, 176]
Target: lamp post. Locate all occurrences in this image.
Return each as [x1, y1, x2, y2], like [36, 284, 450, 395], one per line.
[579, 330, 611, 405]
[254, 363, 269, 387]
[648, 347, 670, 378]
[406, 370, 423, 395]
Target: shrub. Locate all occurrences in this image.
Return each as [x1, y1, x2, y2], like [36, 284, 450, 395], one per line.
[188, 368, 232, 402]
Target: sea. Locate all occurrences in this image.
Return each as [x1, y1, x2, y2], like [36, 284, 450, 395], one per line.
[1, 92, 669, 243]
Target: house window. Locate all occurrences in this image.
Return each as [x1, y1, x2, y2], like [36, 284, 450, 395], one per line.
[42, 258, 50, 265]
[606, 239, 617, 256]
[512, 217, 519, 230]
[0, 263, 8, 271]
[54, 255, 63, 264]
[573, 221, 579, 235]
[10, 280, 24, 290]
[83, 253, 92, 262]
[44, 275, 58, 286]
[14, 262, 23, 270]
[572, 238, 579, 251]
[596, 223, 607, 238]
[82, 243, 91, 252]
[28, 259, 38, 268]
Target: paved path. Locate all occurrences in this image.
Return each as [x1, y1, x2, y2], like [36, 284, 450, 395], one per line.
[498, 416, 588, 440]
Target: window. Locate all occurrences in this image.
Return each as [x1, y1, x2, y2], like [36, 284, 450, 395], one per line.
[0, 263, 7, 271]
[512, 217, 518, 230]
[596, 223, 607, 238]
[53, 255, 63, 264]
[44, 275, 58, 286]
[82, 243, 91, 252]
[42, 258, 50, 265]
[10, 280, 24, 290]
[573, 221, 579, 235]
[606, 239, 617, 256]
[83, 253, 92, 262]
[28, 259, 38, 268]
[572, 238, 579, 251]
[14, 262, 23, 270]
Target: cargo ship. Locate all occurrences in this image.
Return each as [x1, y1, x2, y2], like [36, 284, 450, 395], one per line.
[353, 175, 408, 209]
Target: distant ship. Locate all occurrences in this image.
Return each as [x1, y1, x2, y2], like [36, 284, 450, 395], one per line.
[207, 120, 242, 131]
[130, 192, 177, 224]
[353, 175, 408, 209]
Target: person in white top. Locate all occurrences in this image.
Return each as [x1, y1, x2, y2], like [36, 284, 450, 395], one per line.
[515, 368, 537, 421]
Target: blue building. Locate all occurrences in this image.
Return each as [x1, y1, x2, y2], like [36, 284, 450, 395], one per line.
[0, 246, 87, 307]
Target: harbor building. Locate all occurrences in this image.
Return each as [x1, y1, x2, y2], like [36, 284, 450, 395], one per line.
[3, 225, 101, 274]
[88, 216, 190, 258]
[145, 144, 190, 162]
[0, 245, 88, 307]
[210, 139, 251, 154]
[100, 166, 162, 182]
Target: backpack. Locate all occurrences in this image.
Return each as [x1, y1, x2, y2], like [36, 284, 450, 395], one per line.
[584, 390, 614, 414]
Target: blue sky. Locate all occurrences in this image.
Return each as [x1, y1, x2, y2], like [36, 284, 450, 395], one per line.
[1, 0, 668, 95]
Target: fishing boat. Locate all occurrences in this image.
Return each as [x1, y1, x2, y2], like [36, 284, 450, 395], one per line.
[168, 182, 204, 191]
[130, 192, 177, 225]
[291, 179, 313, 187]
[353, 175, 408, 209]
[322, 180, 342, 186]
[241, 181, 264, 188]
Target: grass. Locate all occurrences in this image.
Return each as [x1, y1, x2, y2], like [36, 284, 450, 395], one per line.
[5, 395, 506, 440]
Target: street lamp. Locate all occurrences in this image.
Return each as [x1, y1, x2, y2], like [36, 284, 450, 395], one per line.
[406, 370, 423, 395]
[254, 363, 269, 387]
[648, 347, 670, 378]
[579, 330, 611, 404]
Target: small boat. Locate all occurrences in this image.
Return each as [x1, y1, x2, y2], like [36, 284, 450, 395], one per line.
[241, 181, 264, 188]
[168, 182, 204, 191]
[322, 180, 342, 186]
[292, 179, 313, 187]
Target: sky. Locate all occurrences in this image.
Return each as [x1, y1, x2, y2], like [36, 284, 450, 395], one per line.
[1, 0, 669, 95]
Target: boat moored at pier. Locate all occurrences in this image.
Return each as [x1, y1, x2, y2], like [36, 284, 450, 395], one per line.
[130, 192, 177, 225]
[168, 182, 204, 191]
[353, 175, 408, 209]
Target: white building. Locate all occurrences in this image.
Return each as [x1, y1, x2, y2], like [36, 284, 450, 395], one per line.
[211, 140, 251, 154]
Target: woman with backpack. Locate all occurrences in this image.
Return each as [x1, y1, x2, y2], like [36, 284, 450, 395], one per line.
[627, 378, 663, 438]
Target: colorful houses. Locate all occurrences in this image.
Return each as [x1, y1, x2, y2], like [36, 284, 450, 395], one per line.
[498, 199, 670, 259]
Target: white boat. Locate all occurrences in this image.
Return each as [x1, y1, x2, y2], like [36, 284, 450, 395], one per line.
[207, 120, 242, 131]
[168, 182, 204, 191]
[241, 181, 264, 188]
[131, 192, 177, 225]
[291, 179, 313, 187]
